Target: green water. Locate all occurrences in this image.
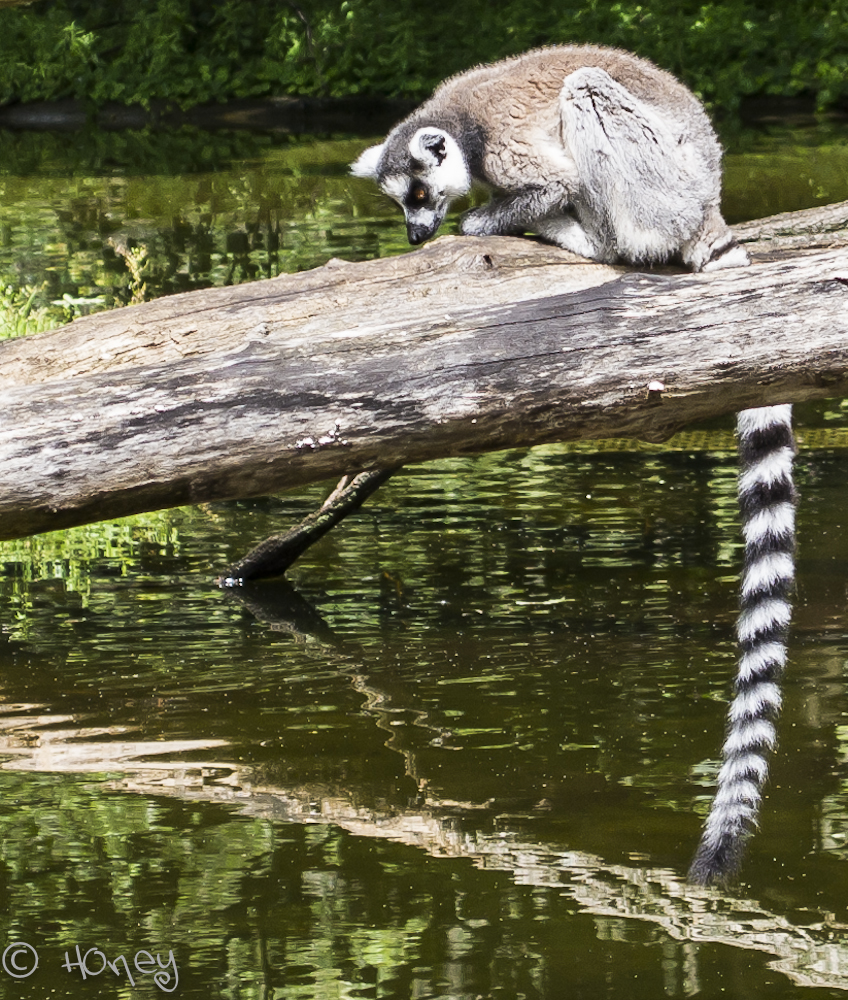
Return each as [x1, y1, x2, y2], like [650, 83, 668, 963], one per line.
[1, 121, 848, 998]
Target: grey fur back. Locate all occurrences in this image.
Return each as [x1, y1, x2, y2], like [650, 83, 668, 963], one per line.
[422, 45, 719, 186]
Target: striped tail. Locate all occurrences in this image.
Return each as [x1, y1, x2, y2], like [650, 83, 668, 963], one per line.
[689, 404, 797, 884]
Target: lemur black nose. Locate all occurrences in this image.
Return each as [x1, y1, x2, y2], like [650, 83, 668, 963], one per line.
[407, 223, 431, 245]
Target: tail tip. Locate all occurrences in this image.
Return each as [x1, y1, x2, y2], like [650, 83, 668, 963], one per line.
[688, 834, 747, 886]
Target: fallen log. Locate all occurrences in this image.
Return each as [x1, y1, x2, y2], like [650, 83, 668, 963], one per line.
[1, 201, 847, 541]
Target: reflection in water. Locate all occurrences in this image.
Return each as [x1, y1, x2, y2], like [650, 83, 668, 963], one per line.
[721, 122, 848, 224]
[1, 125, 848, 997]
[0, 132, 415, 336]
[2, 121, 848, 336]
[2, 443, 848, 996]
[4, 722, 848, 993]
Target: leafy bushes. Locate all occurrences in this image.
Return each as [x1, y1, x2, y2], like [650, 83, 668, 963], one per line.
[0, 0, 846, 113]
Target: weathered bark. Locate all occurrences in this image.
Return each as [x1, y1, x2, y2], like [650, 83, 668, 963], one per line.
[734, 199, 848, 254]
[1, 201, 847, 541]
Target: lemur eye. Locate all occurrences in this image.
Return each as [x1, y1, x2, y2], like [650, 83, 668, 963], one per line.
[406, 183, 428, 207]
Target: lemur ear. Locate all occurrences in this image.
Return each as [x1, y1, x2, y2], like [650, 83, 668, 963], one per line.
[350, 143, 385, 179]
[423, 133, 447, 164]
[410, 129, 450, 167]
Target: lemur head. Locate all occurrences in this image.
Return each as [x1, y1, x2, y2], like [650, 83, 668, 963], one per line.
[351, 127, 470, 245]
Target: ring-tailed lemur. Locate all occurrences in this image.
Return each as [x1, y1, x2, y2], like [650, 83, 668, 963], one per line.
[351, 45, 796, 884]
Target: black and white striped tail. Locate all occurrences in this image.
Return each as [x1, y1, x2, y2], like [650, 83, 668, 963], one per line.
[689, 404, 797, 884]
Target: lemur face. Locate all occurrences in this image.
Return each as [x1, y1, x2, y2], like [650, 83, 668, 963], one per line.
[381, 173, 446, 245]
[403, 179, 439, 244]
[350, 127, 470, 246]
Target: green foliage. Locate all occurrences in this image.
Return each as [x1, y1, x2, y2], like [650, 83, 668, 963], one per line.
[0, 281, 78, 339]
[0, 0, 846, 113]
[0, 4, 98, 105]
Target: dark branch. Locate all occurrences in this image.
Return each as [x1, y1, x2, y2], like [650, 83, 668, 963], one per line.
[218, 467, 400, 584]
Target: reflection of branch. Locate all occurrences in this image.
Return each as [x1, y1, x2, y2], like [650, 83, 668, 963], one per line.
[221, 577, 341, 645]
[221, 578, 452, 768]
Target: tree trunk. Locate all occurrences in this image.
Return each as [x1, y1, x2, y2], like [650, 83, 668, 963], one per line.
[1, 201, 847, 541]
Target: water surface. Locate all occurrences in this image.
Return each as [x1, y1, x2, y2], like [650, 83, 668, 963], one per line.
[1, 121, 848, 998]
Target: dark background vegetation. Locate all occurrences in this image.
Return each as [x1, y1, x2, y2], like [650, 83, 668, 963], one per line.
[0, 0, 847, 115]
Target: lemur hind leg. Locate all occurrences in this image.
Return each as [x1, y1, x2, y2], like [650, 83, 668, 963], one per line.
[558, 67, 715, 265]
[682, 204, 751, 273]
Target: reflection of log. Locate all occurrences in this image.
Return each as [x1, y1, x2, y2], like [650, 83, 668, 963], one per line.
[4, 707, 848, 992]
[141, 779, 848, 992]
[0, 202, 847, 540]
[3, 569, 848, 991]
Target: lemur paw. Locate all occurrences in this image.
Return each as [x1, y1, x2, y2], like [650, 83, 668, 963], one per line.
[460, 210, 505, 237]
[459, 211, 490, 237]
